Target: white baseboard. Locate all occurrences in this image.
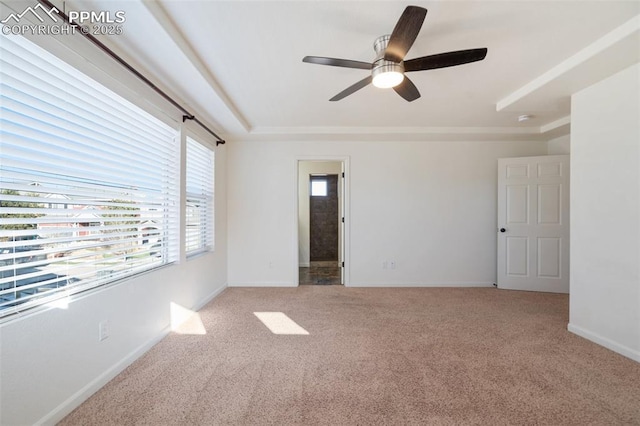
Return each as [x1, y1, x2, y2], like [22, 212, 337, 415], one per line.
[36, 283, 229, 426]
[299, 262, 310, 267]
[228, 282, 297, 287]
[192, 283, 228, 311]
[36, 326, 171, 425]
[346, 281, 495, 288]
[568, 323, 640, 363]
[228, 282, 494, 288]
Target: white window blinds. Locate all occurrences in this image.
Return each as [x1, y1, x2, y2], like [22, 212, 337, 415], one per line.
[0, 34, 179, 317]
[185, 137, 214, 255]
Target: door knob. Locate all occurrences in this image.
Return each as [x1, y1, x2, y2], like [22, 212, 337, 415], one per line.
[499, 228, 506, 233]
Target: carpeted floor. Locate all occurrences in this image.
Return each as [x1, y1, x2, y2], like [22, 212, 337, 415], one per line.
[60, 287, 640, 425]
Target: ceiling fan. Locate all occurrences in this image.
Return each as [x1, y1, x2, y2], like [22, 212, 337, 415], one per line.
[302, 5, 488, 102]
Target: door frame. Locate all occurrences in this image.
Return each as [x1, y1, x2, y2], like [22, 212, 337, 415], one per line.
[294, 156, 350, 286]
[497, 154, 570, 293]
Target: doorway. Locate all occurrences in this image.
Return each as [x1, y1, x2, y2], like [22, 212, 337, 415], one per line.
[497, 155, 570, 293]
[297, 160, 346, 285]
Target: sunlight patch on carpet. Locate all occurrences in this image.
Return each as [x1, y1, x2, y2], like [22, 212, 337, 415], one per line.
[170, 302, 206, 335]
[254, 312, 310, 335]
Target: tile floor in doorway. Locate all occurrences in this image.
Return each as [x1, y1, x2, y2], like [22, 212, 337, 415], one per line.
[299, 261, 341, 285]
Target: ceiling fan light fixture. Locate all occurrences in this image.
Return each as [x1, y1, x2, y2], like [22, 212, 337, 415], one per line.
[372, 70, 404, 88]
[372, 61, 405, 88]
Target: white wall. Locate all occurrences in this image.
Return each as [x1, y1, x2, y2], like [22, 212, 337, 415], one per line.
[0, 145, 228, 426]
[228, 139, 547, 287]
[0, 25, 230, 424]
[568, 63, 640, 362]
[298, 161, 343, 267]
[548, 134, 571, 155]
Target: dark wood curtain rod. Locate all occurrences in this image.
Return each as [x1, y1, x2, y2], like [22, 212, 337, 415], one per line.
[37, 0, 226, 146]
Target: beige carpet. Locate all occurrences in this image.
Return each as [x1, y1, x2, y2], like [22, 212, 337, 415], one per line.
[60, 287, 640, 425]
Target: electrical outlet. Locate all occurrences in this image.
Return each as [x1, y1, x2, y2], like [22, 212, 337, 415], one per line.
[390, 261, 396, 270]
[382, 261, 388, 269]
[98, 320, 110, 342]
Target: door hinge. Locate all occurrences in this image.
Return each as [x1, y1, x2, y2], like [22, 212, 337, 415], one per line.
[342, 261, 345, 267]
[342, 172, 345, 178]
[341, 217, 344, 223]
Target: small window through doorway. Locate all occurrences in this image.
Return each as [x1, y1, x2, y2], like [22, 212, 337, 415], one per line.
[310, 177, 328, 196]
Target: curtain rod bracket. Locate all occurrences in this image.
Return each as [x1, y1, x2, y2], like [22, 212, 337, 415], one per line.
[216, 140, 226, 146]
[182, 115, 195, 122]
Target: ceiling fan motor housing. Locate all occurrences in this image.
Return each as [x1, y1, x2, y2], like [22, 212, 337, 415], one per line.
[373, 34, 391, 56]
[372, 34, 405, 88]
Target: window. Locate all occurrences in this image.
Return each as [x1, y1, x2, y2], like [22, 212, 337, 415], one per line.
[185, 138, 214, 255]
[0, 35, 179, 317]
[311, 178, 327, 196]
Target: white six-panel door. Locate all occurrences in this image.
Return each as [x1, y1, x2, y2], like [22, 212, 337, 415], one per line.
[497, 155, 570, 293]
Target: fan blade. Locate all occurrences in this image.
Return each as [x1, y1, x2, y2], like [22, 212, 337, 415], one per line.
[384, 6, 427, 63]
[393, 76, 421, 102]
[303, 56, 372, 70]
[404, 48, 488, 72]
[330, 76, 373, 101]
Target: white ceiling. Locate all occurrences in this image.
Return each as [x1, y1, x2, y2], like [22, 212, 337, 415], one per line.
[76, 1, 639, 141]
